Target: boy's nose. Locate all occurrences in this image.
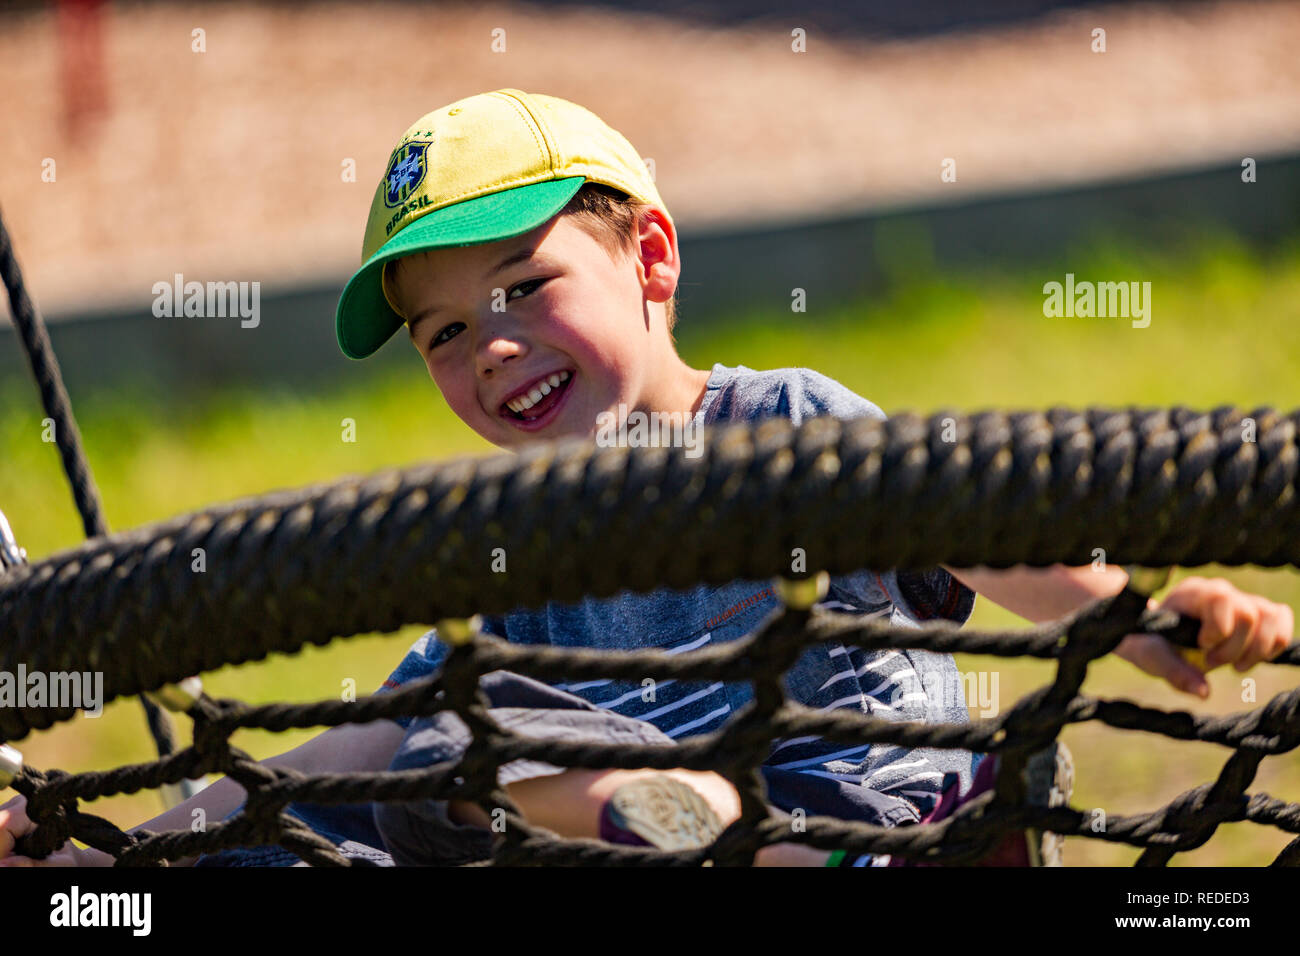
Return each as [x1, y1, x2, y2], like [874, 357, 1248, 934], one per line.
[476, 331, 526, 379]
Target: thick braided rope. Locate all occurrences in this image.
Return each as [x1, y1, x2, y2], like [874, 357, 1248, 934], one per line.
[0, 405, 1297, 741]
[0, 207, 181, 768]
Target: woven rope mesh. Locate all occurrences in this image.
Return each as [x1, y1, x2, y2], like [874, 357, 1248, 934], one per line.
[1, 406, 1299, 866]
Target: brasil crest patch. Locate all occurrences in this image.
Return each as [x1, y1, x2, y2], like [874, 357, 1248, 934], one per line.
[384, 141, 430, 208]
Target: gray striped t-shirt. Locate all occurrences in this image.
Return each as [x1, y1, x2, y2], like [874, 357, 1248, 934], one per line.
[378, 363, 979, 812]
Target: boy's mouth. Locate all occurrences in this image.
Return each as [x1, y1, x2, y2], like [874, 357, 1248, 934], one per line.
[499, 369, 574, 431]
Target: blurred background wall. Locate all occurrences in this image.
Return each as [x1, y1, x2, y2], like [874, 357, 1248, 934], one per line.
[2, 0, 1298, 395]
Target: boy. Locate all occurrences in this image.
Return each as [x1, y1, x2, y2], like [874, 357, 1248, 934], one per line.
[0, 89, 1291, 868]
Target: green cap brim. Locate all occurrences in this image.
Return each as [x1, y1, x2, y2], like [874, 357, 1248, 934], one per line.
[336, 176, 587, 360]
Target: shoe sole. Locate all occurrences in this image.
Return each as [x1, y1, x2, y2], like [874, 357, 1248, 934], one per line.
[1023, 740, 1075, 866]
[606, 774, 726, 851]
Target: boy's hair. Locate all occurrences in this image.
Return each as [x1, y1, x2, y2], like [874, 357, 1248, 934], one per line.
[386, 182, 678, 338]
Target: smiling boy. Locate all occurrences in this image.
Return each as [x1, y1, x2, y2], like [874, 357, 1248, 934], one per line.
[0, 89, 1292, 869]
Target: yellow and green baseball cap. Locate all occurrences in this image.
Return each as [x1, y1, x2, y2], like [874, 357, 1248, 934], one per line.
[336, 88, 669, 359]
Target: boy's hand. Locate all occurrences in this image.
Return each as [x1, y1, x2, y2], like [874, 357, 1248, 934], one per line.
[1115, 576, 1294, 698]
[0, 794, 109, 867]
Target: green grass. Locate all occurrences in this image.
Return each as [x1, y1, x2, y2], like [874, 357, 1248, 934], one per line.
[3, 229, 1299, 863]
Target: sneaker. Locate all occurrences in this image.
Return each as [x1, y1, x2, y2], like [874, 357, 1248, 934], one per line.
[888, 740, 1074, 866]
[599, 774, 726, 851]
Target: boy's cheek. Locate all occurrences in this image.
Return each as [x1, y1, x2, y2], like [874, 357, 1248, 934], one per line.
[438, 387, 486, 432]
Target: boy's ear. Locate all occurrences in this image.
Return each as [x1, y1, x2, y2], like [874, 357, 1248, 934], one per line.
[636, 207, 680, 306]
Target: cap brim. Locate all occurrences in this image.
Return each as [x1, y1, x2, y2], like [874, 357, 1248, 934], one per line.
[336, 176, 586, 360]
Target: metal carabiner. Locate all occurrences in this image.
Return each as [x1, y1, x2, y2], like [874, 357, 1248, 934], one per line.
[0, 508, 28, 571]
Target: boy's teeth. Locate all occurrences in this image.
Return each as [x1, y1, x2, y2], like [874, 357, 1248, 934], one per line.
[506, 370, 571, 415]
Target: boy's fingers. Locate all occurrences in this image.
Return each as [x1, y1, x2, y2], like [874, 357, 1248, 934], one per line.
[1196, 593, 1255, 665]
[1121, 634, 1210, 698]
[1205, 621, 1254, 670]
[0, 805, 32, 859]
[1231, 609, 1270, 672]
[1237, 603, 1286, 672]
[1159, 579, 1233, 650]
[1267, 602, 1296, 659]
[1203, 592, 1237, 651]
[0, 804, 34, 836]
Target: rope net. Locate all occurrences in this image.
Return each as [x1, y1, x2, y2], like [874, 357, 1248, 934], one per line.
[2, 206, 1300, 866]
[1, 402, 1298, 866]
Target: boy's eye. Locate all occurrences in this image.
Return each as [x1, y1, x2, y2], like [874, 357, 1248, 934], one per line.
[507, 277, 548, 301]
[428, 323, 464, 350]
